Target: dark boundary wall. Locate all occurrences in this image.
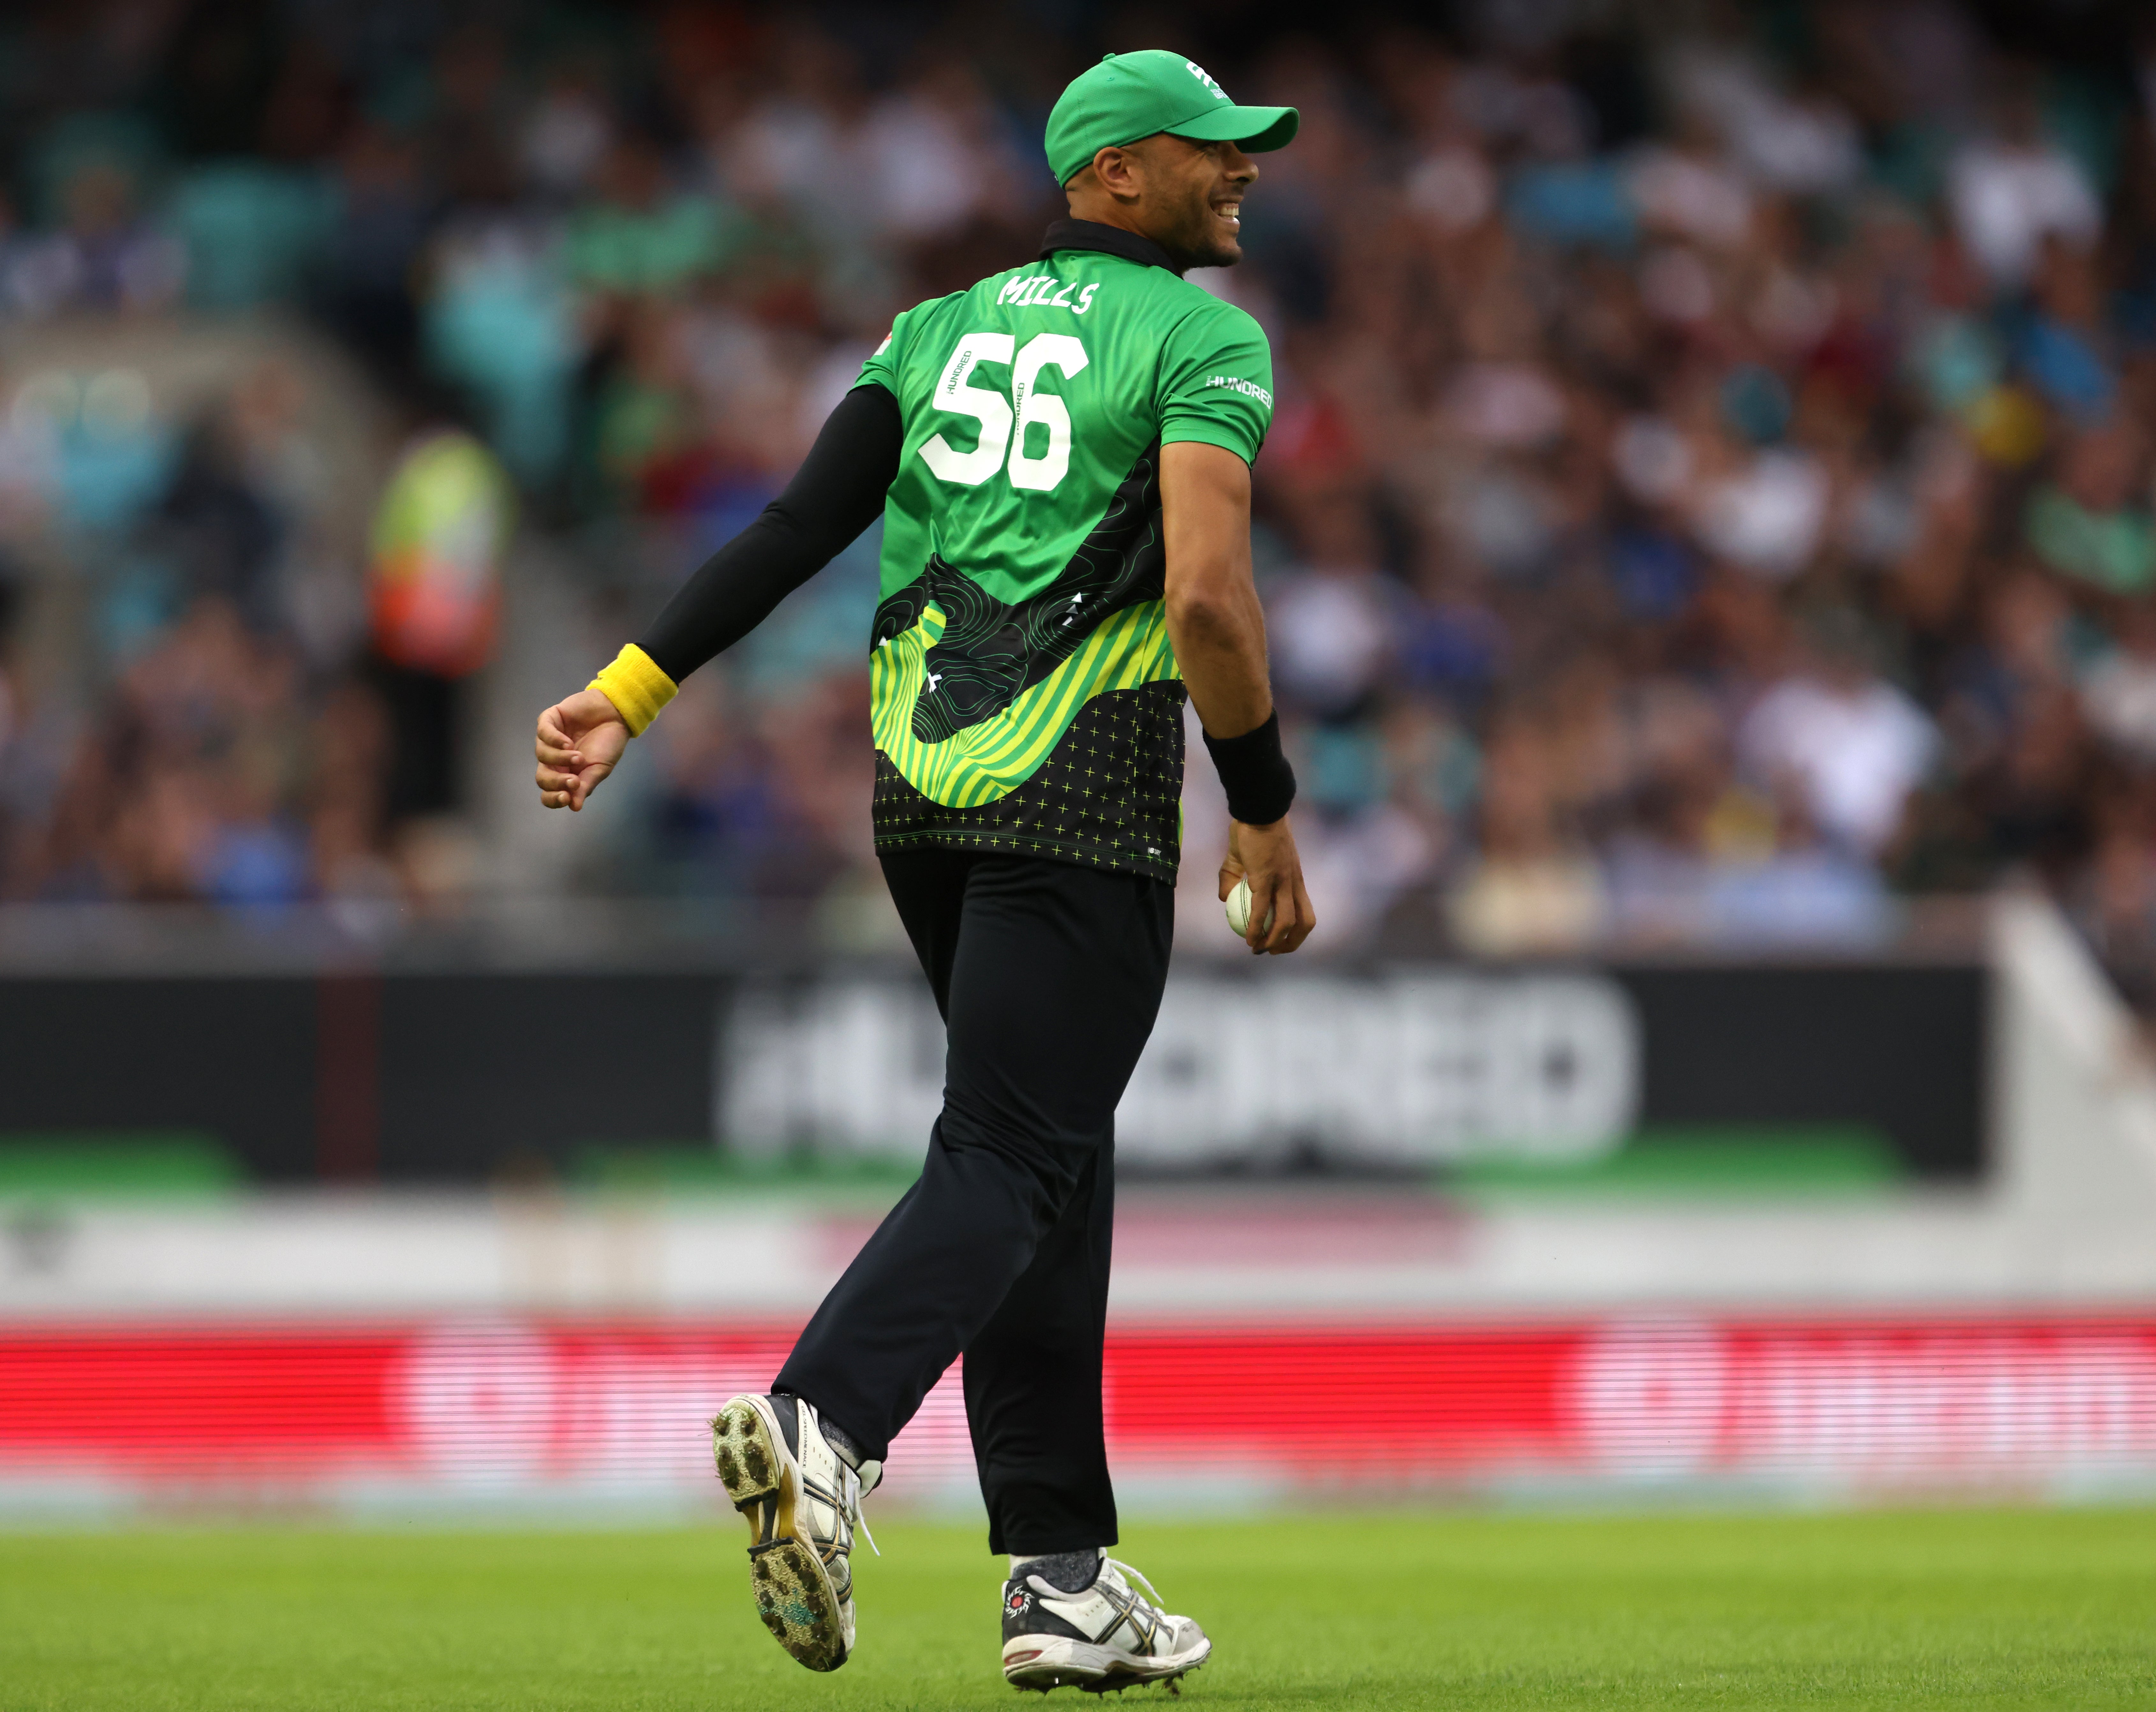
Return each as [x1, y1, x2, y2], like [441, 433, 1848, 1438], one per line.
[0, 962, 1988, 1183]
[1612, 965, 1989, 1182]
[0, 975, 721, 1183]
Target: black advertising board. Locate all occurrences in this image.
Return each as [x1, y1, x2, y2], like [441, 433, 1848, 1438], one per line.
[0, 960, 1987, 1185]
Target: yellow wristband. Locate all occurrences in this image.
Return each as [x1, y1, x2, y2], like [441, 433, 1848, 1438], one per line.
[588, 644, 677, 737]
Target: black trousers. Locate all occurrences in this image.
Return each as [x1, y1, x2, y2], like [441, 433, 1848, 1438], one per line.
[774, 848, 1174, 1554]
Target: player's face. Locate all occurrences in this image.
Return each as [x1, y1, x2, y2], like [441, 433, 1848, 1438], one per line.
[1145, 136, 1259, 268]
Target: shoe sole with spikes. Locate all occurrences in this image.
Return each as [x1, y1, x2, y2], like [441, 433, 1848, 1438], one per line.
[1002, 1633, 1210, 1694]
[711, 1397, 848, 1672]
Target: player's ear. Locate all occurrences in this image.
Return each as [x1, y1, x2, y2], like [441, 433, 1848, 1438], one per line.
[1090, 145, 1140, 200]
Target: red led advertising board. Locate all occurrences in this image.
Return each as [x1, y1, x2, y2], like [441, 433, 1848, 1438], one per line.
[5, 1315, 2153, 1504]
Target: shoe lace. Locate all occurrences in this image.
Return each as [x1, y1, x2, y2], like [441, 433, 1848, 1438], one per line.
[1102, 1557, 1162, 1610]
[1084, 1558, 1181, 1656]
[842, 1460, 879, 1558]
[1023, 1557, 1167, 1616]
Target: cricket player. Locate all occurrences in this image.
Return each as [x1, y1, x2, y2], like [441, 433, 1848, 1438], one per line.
[535, 49, 1311, 1693]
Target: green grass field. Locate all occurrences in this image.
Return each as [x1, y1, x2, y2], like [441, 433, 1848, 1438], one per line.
[2, 1511, 2152, 1710]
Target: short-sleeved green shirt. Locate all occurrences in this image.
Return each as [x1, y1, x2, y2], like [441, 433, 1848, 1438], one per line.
[856, 221, 1274, 882]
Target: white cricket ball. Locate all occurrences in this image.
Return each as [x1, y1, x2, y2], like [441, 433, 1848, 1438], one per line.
[1225, 877, 1275, 939]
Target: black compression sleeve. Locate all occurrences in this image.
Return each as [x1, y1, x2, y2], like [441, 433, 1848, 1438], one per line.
[636, 382, 903, 683]
[1202, 710, 1297, 825]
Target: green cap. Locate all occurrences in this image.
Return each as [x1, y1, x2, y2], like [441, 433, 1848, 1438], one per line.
[1045, 50, 1299, 187]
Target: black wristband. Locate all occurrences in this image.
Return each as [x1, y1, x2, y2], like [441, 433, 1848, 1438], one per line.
[1202, 710, 1297, 826]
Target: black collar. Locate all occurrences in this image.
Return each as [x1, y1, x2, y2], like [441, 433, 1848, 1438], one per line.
[1039, 218, 1182, 276]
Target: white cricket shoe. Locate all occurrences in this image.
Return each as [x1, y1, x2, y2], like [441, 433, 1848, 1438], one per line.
[711, 1392, 879, 1672]
[1000, 1555, 1212, 1693]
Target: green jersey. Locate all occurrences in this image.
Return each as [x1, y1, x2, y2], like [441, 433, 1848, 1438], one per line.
[855, 221, 1275, 882]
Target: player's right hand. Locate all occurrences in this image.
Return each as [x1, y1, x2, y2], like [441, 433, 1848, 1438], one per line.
[535, 689, 630, 811]
[1219, 815, 1316, 955]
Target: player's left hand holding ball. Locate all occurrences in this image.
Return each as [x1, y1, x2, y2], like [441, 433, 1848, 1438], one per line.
[534, 689, 630, 811]
[1219, 814, 1316, 955]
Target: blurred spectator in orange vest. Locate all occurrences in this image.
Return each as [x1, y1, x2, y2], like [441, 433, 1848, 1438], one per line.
[366, 389, 513, 831]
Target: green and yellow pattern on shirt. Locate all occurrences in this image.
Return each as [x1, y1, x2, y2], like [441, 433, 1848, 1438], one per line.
[856, 242, 1273, 881]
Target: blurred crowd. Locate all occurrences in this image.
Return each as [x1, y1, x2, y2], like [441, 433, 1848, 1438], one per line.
[4, 2, 2156, 995]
